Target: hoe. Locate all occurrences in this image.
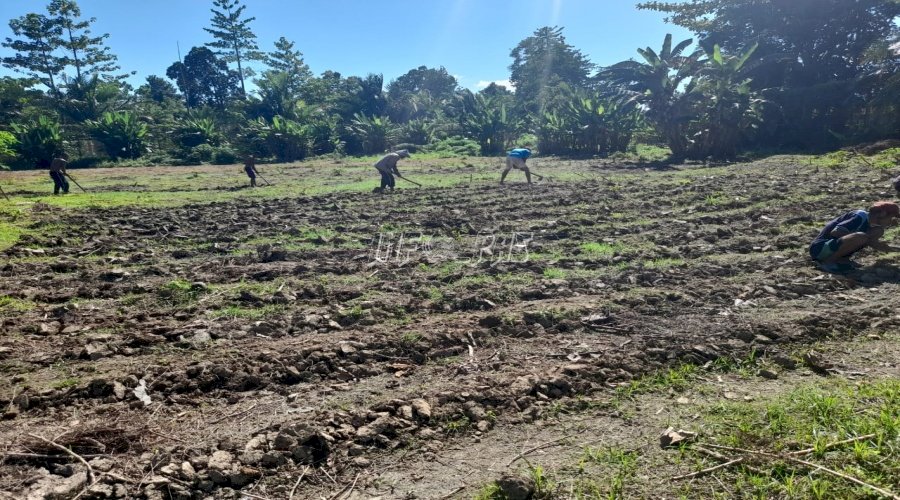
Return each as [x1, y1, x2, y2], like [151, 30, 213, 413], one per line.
[66, 173, 88, 193]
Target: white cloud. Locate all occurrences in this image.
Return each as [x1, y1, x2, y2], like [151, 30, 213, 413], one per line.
[476, 79, 514, 90]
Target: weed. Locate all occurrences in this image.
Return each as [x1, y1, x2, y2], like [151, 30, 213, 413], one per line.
[158, 279, 203, 305]
[473, 482, 504, 500]
[400, 332, 423, 345]
[52, 378, 80, 389]
[0, 295, 34, 316]
[543, 267, 567, 279]
[619, 364, 697, 397]
[580, 242, 623, 256]
[444, 416, 470, 435]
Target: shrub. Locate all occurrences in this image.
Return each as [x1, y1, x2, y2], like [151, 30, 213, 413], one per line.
[88, 111, 148, 160]
[190, 144, 216, 163]
[212, 146, 238, 165]
[424, 136, 481, 156]
[0, 131, 18, 169]
[11, 116, 63, 166]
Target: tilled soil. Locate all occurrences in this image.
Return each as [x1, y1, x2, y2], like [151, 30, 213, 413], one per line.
[1, 157, 899, 499]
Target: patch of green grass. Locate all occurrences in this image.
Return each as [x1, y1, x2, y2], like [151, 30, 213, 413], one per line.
[634, 143, 672, 162]
[642, 257, 685, 269]
[704, 193, 729, 206]
[619, 364, 698, 397]
[690, 378, 899, 499]
[400, 332, 423, 345]
[51, 377, 80, 389]
[444, 416, 471, 435]
[0, 295, 34, 316]
[580, 242, 623, 256]
[158, 279, 203, 305]
[425, 286, 444, 302]
[578, 447, 640, 498]
[472, 482, 504, 500]
[543, 267, 568, 279]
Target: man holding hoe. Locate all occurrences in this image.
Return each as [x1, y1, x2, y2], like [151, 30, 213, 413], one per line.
[373, 149, 411, 193]
[500, 147, 539, 185]
[49, 153, 70, 195]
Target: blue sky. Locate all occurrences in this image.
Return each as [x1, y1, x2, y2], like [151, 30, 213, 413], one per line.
[0, 0, 692, 91]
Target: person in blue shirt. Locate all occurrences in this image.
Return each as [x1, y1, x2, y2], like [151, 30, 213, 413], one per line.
[501, 148, 533, 184]
[810, 201, 900, 272]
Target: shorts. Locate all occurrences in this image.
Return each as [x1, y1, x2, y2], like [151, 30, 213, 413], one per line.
[505, 156, 527, 170]
[809, 238, 841, 262]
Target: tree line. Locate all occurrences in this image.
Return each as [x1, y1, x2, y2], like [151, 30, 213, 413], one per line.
[1, 0, 898, 170]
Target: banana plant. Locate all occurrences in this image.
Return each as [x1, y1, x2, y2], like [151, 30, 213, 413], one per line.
[602, 34, 703, 159]
[461, 94, 517, 155]
[692, 43, 766, 158]
[88, 111, 148, 159]
[11, 116, 63, 165]
[264, 115, 311, 162]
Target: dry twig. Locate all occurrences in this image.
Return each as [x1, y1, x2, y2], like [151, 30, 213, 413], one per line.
[288, 465, 310, 500]
[26, 433, 94, 485]
[507, 435, 573, 467]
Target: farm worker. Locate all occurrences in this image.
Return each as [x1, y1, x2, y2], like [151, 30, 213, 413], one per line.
[501, 148, 533, 184]
[48, 154, 70, 195]
[373, 150, 410, 193]
[244, 155, 259, 187]
[809, 201, 900, 273]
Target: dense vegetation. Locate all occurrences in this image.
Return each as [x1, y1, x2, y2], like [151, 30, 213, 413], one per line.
[1, 0, 898, 169]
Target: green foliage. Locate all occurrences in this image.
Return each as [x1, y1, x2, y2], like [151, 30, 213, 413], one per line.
[638, 0, 900, 149]
[423, 136, 480, 156]
[0, 131, 19, 168]
[11, 116, 62, 165]
[211, 146, 238, 165]
[2, 13, 66, 95]
[88, 111, 147, 159]
[461, 92, 517, 155]
[539, 86, 639, 156]
[263, 115, 310, 162]
[166, 47, 240, 108]
[349, 113, 397, 155]
[175, 115, 222, 149]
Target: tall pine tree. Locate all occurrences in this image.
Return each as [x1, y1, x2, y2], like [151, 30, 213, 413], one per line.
[204, 0, 263, 96]
[47, 0, 121, 84]
[2, 13, 66, 96]
[262, 37, 312, 94]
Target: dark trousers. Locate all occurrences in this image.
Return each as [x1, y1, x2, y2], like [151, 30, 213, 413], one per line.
[379, 170, 395, 189]
[50, 171, 69, 194]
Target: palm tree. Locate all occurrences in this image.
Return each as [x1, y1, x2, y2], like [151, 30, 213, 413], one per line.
[349, 113, 397, 155]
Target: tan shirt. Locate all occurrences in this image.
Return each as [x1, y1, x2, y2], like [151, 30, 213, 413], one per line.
[374, 153, 401, 174]
[49, 158, 67, 173]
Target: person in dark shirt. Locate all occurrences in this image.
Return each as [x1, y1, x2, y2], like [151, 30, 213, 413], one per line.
[244, 155, 259, 187]
[810, 201, 900, 272]
[48, 154, 70, 195]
